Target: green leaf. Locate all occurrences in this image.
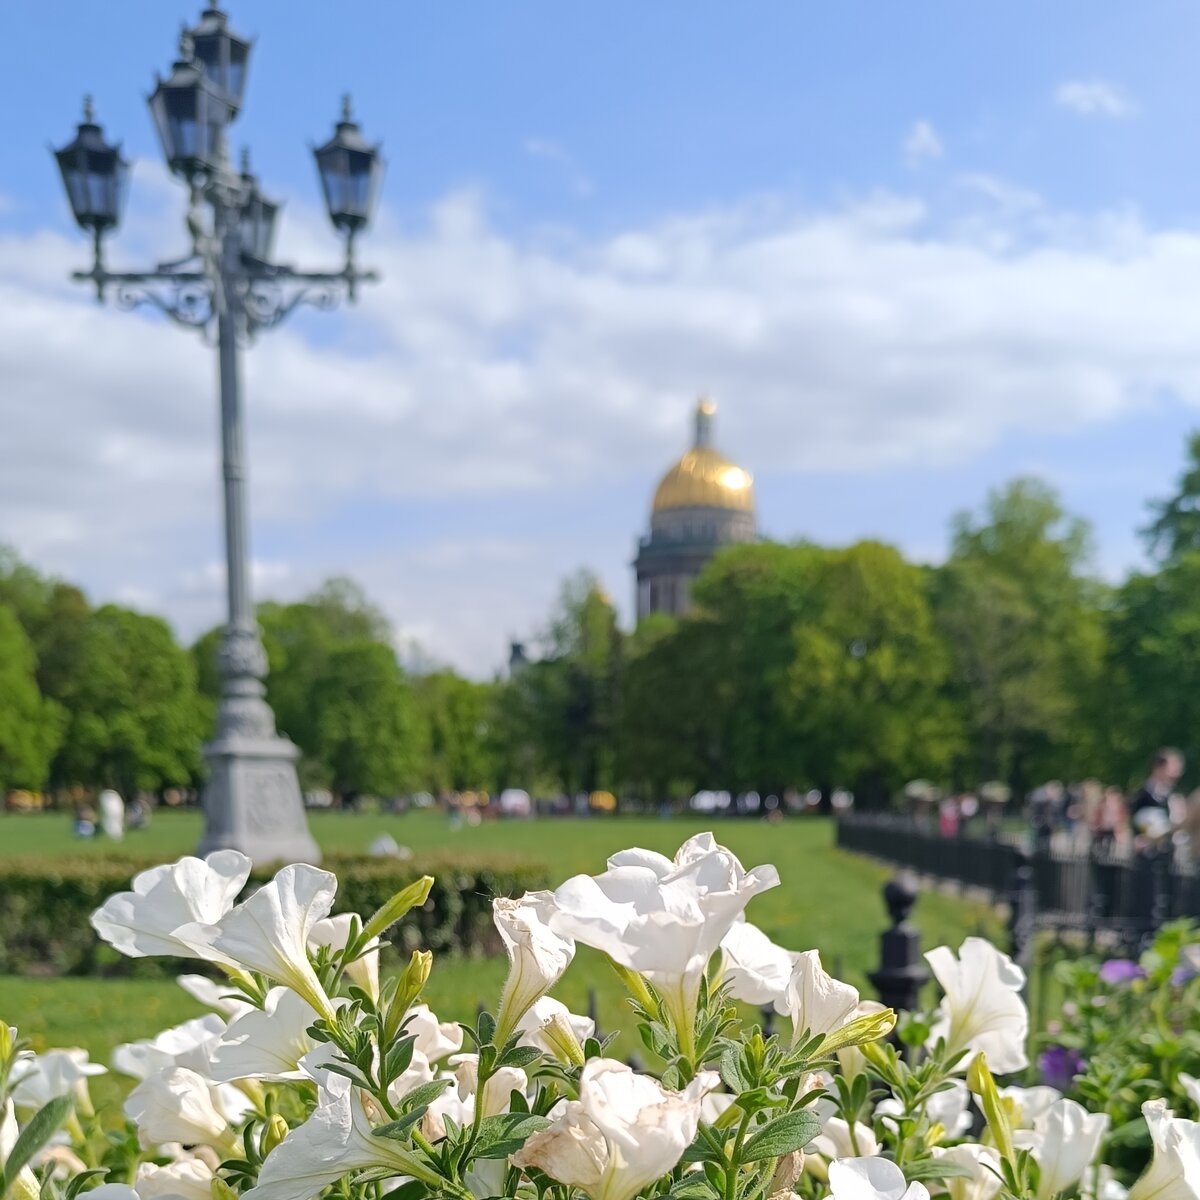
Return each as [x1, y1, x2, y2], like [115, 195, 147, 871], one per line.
[3, 1095, 73, 1195]
[720, 1044, 750, 1093]
[666, 1175, 721, 1200]
[680, 1130, 724, 1164]
[739, 1110, 821, 1163]
[401, 1079, 453, 1112]
[498, 1045, 543, 1070]
[472, 1113, 553, 1159]
[373, 1109, 429, 1141]
[903, 1160, 979, 1183]
[64, 1170, 107, 1200]
[383, 1181, 428, 1200]
[477, 1012, 497, 1046]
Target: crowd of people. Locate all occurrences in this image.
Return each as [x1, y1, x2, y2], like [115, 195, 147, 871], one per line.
[923, 747, 1200, 861]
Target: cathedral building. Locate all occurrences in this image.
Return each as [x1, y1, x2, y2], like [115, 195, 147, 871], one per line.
[634, 399, 756, 620]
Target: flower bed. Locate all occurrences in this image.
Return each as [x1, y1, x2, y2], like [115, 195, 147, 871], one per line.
[0, 833, 1196, 1200]
[0, 853, 548, 975]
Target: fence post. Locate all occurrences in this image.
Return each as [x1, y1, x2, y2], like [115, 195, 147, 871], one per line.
[1007, 845, 1036, 977]
[1146, 850, 1173, 950]
[868, 874, 930, 1016]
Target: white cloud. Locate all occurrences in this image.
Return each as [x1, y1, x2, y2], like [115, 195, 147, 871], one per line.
[1055, 79, 1136, 118]
[6, 167, 1200, 673]
[903, 119, 944, 167]
[524, 138, 594, 197]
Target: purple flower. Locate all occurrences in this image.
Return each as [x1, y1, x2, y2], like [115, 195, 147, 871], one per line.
[1098, 959, 1145, 986]
[1039, 1044, 1085, 1091]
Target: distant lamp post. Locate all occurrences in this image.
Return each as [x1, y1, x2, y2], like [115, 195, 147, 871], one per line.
[53, 2, 383, 864]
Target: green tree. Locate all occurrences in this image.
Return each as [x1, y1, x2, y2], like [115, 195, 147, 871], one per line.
[507, 573, 622, 795]
[1144, 431, 1200, 563]
[0, 547, 91, 706]
[689, 542, 826, 793]
[787, 541, 960, 803]
[618, 612, 724, 800]
[196, 577, 427, 797]
[0, 604, 65, 792]
[54, 605, 206, 795]
[934, 478, 1106, 790]
[307, 640, 425, 798]
[1106, 553, 1200, 785]
[416, 671, 497, 794]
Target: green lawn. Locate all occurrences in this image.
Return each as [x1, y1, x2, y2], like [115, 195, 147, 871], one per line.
[0, 811, 999, 1064]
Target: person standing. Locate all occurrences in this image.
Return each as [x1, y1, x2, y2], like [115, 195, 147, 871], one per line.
[97, 788, 125, 840]
[1129, 748, 1185, 851]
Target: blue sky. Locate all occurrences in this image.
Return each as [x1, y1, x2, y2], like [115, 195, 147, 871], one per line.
[4, 2, 1200, 672]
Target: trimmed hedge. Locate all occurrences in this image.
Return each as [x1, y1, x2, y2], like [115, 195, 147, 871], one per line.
[0, 853, 550, 976]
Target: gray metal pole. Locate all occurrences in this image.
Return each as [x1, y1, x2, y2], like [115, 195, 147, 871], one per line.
[197, 194, 320, 865]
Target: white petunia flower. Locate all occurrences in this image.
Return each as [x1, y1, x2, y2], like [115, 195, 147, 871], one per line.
[209, 987, 319, 1082]
[1015, 1097, 1109, 1200]
[178, 864, 338, 1021]
[244, 1072, 442, 1200]
[175, 974, 254, 1019]
[516, 996, 595, 1057]
[877, 1080, 972, 1139]
[10, 1048, 107, 1110]
[926, 938, 1029, 1073]
[112, 1015, 226, 1081]
[308, 913, 380, 1003]
[828, 1157, 930, 1200]
[1128, 1100, 1200, 1200]
[996, 1085, 1063, 1130]
[134, 1158, 215, 1200]
[90, 851, 251, 962]
[124, 1066, 247, 1152]
[807, 1119, 882, 1182]
[493, 893, 575, 1042]
[720, 919, 798, 1010]
[512, 1059, 719, 1200]
[931, 1144, 1003, 1200]
[452, 1054, 528, 1119]
[548, 833, 778, 1045]
[785, 950, 860, 1044]
[404, 1004, 464, 1063]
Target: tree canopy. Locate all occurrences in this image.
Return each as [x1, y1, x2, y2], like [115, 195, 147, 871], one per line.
[7, 433, 1200, 804]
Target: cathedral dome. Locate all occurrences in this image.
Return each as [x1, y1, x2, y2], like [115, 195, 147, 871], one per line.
[651, 399, 755, 514]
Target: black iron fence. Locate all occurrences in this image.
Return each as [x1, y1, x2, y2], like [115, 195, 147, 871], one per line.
[836, 813, 1200, 962]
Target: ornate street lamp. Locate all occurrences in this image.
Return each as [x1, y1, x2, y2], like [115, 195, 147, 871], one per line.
[53, 4, 382, 865]
[53, 98, 129, 276]
[314, 96, 385, 239]
[237, 153, 280, 264]
[189, 4, 251, 115]
[148, 42, 233, 183]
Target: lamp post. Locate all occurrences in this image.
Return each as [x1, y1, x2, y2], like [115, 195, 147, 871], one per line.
[53, 3, 384, 864]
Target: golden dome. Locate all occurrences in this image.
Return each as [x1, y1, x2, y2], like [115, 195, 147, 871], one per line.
[651, 399, 755, 514]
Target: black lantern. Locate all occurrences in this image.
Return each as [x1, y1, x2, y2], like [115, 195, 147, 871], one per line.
[313, 96, 383, 237]
[237, 153, 280, 264]
[189, 4, 251, 116]
[53, 97, 129, 235]
[148, 41, 233, 181]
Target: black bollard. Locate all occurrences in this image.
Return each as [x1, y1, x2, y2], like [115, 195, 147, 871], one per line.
[587, 987, 601, 1040]
[760, 1005, 776, 1038]
[868, 873, 930, 1015]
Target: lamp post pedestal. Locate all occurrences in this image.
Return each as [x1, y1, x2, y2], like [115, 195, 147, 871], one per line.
[198, 675, 318, 863]
[196, 621, 319, 863]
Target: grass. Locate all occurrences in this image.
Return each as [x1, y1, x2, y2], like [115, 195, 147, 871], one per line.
[0, 810, 1001, 1066]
